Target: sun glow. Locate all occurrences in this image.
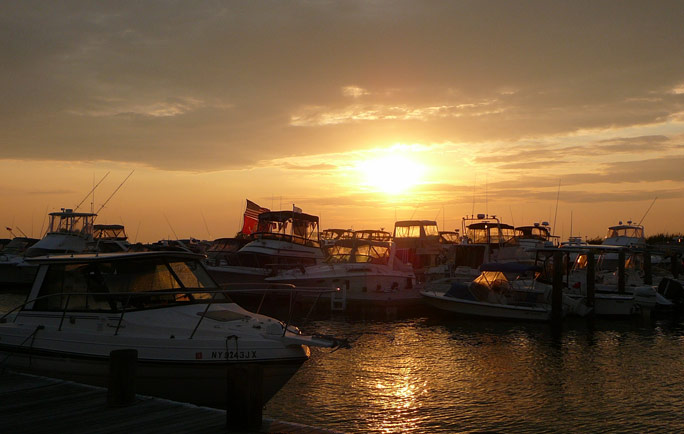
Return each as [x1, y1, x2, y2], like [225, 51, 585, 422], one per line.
[357, 155, 425, 194]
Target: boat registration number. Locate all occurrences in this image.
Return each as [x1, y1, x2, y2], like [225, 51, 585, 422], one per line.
[211, 351, 257, 360]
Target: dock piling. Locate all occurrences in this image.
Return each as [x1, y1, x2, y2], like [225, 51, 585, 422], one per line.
[107, 349, 137, 407]
[618, 250, 626, 294]
[586, 250, 595, 308]
[552, 250, 563, 323]
[226, 364, 263, 430]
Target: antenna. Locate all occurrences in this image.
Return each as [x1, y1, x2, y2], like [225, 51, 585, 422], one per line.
[201, 211, 212, 239]
[552, 179, 561, 237]
[74, 172, 110, 211]
[95, 170, 134, 215]
[471, 173, 476, 215]
[637, 197, 658, 225]
[163, 213, 179, 240]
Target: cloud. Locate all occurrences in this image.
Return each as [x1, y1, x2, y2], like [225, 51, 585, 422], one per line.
[1, 1, 684, 170]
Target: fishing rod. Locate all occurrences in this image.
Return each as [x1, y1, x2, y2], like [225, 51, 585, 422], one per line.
[637, 197, 658, 225]
[95, 169, 135, 215]
[74, 172, 110, 211]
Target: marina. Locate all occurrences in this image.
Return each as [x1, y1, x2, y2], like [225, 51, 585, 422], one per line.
[3, 3, 684, 431]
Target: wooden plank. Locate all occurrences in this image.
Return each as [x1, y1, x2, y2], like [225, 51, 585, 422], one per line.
[0, 372, 343, 434]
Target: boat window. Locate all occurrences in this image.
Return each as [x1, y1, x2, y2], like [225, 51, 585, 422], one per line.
[424, 225, 439, 237]
[354, 244, 390, 264]
[395, 225, 421, 238]
[473, 271, 510, 291]
[32, 258, 228, 312]
[33, 264, 114, 311]
[328, 245, 353, 263]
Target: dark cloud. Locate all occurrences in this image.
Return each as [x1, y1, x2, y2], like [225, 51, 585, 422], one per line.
[1, 1, 684, 170]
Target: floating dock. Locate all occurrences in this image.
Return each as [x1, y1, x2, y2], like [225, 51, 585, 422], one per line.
[0, 371, 342, 433]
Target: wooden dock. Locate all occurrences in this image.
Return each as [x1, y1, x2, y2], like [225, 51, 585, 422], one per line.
[0, 371, 342, 433]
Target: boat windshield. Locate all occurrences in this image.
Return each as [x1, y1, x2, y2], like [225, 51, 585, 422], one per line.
[473, 271, 510, 291]
[327, 243, 390, 264]
[606, 226, 644, 239]
[32, 257, 227, 312]
[394, 223, 439, 238]
[48, 211, 95, 236]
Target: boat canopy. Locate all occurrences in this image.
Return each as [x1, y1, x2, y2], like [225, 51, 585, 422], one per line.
[256, 211, 320, 245]
[353, 230, 392, 242]
[327, 239, 391, 264]
[93, 224, 127, 240]
[466, 222, 516, 244]
[439, 231, 460, 244]
[321, 229, 354, 241]
[26, 251, 226, 312]
[605, 224, 644, 240]
[516, 225, 551, 240]
[47, 209, 96, 236]
[393, 220, 439, 238]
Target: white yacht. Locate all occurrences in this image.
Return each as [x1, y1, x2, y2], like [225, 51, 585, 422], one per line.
[25, 209, 97, 257]
[205, 210, 326, 285]
[0, 251, 342, 408]
[266, 238, 417, 310]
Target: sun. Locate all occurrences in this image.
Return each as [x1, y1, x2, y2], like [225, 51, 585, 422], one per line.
[357, 155, 425, 194]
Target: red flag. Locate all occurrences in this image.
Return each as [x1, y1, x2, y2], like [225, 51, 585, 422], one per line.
[241, 200, 269, 235]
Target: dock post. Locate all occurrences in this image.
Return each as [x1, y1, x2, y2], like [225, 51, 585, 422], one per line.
[643, 248, 652, 285]
[107, 349, 137, 407]
[586, 250, 595, 308]
[552, 250, 563, 323]
[226, 364, 263, 430]
[618, 250, 626, 293]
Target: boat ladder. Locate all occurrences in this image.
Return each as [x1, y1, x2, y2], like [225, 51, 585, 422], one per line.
[331, 283, 347, 311]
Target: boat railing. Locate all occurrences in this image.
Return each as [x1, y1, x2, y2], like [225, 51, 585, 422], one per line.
[0, 285, 339, 339]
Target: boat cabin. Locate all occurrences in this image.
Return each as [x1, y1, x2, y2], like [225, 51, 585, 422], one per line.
[462, 215, 516, 246]
[255, 211, 321, 248]
[604, 221, 645, 243]
[24, 252, 226, 313]
[321, 229, 354, 243]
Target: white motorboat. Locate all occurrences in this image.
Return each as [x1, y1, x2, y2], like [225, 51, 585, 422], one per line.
[25, 208, 97, 257]
[420, 263, 589, 321]
[0, 251, 342, 408]
[266, 239, 417, 310]
[206, 210, 325, 285]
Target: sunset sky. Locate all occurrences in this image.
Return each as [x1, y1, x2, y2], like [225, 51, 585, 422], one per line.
[2, 1, 684, 243]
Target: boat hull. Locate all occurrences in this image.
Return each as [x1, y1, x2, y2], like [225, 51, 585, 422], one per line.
[420, 291, 552, 321]
[0, 342, 306, 408]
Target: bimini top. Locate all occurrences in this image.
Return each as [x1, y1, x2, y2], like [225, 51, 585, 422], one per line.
[25, 250, 204, 264]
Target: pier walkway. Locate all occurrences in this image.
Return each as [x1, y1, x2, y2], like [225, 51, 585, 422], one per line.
[0, 372, 341, 433]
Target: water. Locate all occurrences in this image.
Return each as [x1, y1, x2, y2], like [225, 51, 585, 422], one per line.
[265, 314, 684, 433]
[3, 293, 684, 433]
